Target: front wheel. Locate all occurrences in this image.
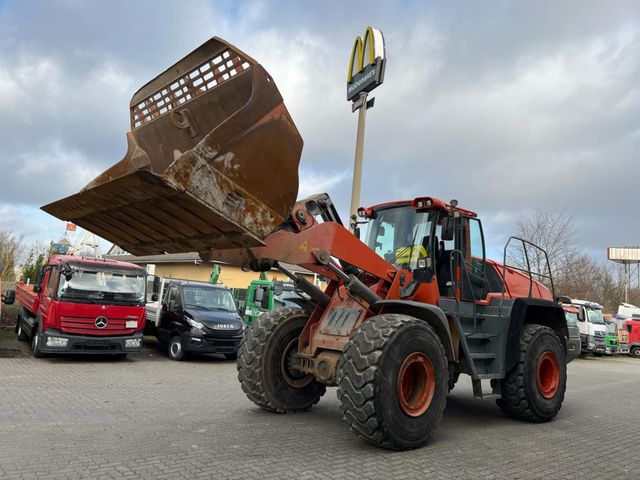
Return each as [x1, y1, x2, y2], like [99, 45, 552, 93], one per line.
[337, 314, 448, 450]
[497, 324, 566, 422]
[31, 329, 45, 358]
[168, 336, 186, 361]
[237, 307, 326, 412]
[631, 346, 640, 358]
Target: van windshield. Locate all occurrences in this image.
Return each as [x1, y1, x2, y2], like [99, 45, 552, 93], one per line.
[57, 265, 146, 306]
[182, 286, 236, 312]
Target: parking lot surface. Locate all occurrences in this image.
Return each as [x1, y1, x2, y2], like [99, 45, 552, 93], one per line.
[0, 330, 638, 480]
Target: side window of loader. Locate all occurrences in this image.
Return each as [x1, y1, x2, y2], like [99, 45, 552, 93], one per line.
[469, 218, 485, 275]
[374, 221, 395, 256]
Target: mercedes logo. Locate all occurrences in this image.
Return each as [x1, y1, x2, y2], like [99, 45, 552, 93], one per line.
[95, 316, 108, 329]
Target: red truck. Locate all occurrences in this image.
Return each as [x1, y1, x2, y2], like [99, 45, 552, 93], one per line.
[6, 255, 146, 357]
[625, 320, 640, 358]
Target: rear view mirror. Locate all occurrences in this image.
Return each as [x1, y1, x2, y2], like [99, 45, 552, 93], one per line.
[153, 276, 160, 293]
[1, 289, 15, 305]
[441, 216, 455, 241]
[33, 284, 42, 294]
[151, 293, 158, 302]
[61, 262, 75, 281]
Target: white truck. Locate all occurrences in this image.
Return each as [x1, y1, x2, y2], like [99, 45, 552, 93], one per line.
[567, 299, 608, 356]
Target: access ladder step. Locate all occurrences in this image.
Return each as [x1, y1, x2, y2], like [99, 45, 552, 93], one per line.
[466, 333, 494, 340]
[471, 352, 496, 359]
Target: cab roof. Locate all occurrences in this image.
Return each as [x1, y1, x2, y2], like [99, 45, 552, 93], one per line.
[48, 255, 144, 271]
[361, 197, 477, 219]
[167, 279, 230, 290]
[569, 299, 603, 309]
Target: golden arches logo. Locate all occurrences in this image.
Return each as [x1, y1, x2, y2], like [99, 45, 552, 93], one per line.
[347, 26, 385, 83]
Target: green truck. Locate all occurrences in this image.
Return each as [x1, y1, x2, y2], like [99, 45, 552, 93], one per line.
[234, 279, 300, 325]
[604, 318, 619, 355]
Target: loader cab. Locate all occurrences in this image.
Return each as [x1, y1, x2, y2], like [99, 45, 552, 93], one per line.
[363, 197, 490, 301]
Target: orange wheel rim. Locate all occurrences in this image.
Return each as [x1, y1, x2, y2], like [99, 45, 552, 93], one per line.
[396, 352, 435, 417]
[536, 351, 560, 399]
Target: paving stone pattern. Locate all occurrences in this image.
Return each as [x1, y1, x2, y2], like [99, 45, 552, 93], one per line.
[0, 335, 638, 479]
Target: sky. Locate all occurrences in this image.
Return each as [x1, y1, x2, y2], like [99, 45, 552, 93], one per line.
[0, 0, 638, 262]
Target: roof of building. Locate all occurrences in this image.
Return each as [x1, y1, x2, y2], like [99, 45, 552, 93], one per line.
[103, 250, 316, 276]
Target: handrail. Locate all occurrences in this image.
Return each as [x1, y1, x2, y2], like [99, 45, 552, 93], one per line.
[502, 236, 555, 300]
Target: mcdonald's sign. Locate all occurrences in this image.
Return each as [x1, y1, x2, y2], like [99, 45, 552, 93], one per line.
[347, 27, 386, 101]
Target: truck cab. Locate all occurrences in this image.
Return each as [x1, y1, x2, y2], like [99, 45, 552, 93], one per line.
[625, 320, 640, 358]
[567, 299, 607, 355]
[236, 279, 300, 326]
[149, 279, 244, 361]
[9, 255, 146, 357]
[604, 318, 619, 355]
[561, 304, 582, 361]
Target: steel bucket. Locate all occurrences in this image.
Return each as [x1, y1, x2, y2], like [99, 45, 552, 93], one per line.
[42, 37, 303, 255]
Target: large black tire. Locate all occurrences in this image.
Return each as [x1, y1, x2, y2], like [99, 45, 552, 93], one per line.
[497, 324, 566, 422]
[336, 314, 448, 450]
[237, 307, 326, 412]
[630, 346, 640, 359]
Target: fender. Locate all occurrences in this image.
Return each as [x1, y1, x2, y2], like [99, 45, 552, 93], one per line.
[375, 300, 455, 361]
[505, 298, 567, 372]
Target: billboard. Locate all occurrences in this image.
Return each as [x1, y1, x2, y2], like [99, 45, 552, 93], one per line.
[608, 247, 640, 262]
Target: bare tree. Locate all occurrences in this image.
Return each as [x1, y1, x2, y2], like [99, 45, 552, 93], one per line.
[0, 230, 23, 282]
[514, 209, 579, 277]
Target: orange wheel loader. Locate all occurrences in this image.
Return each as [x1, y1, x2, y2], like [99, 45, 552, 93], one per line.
[43, 36, 571, 450]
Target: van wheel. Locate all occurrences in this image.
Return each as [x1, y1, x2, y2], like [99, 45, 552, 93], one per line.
[16, 318, 28, 342]
[31, 330, 45, 358]
[168, 336, 186, 361]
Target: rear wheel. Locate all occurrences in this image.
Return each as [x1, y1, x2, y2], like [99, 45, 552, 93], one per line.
[497, 324, 566, 422]
[237, 307, 326, 412]
[337, 314, 448, 450]
[631, 346, 640, 358]
[168, 336, 186, 361]
[16, 317, 28, 342]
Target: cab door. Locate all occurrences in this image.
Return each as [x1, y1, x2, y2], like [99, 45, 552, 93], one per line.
[37, 266, 59, 331]
[457, 217, 488, 301]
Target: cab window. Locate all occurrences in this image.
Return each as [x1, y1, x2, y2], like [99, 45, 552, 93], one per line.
[167, 286, 181, 311]
[45, 268, 58, 297]
[468, 218, 485, 276]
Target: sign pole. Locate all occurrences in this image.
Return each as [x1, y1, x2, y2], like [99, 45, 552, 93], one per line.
[345, 26, 386, 233]
[349, 92, 368, 231]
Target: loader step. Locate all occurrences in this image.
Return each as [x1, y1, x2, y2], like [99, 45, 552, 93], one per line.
[470, 353, 496, 360]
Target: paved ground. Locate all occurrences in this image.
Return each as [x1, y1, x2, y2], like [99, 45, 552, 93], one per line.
[0, 329, 638, 480]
